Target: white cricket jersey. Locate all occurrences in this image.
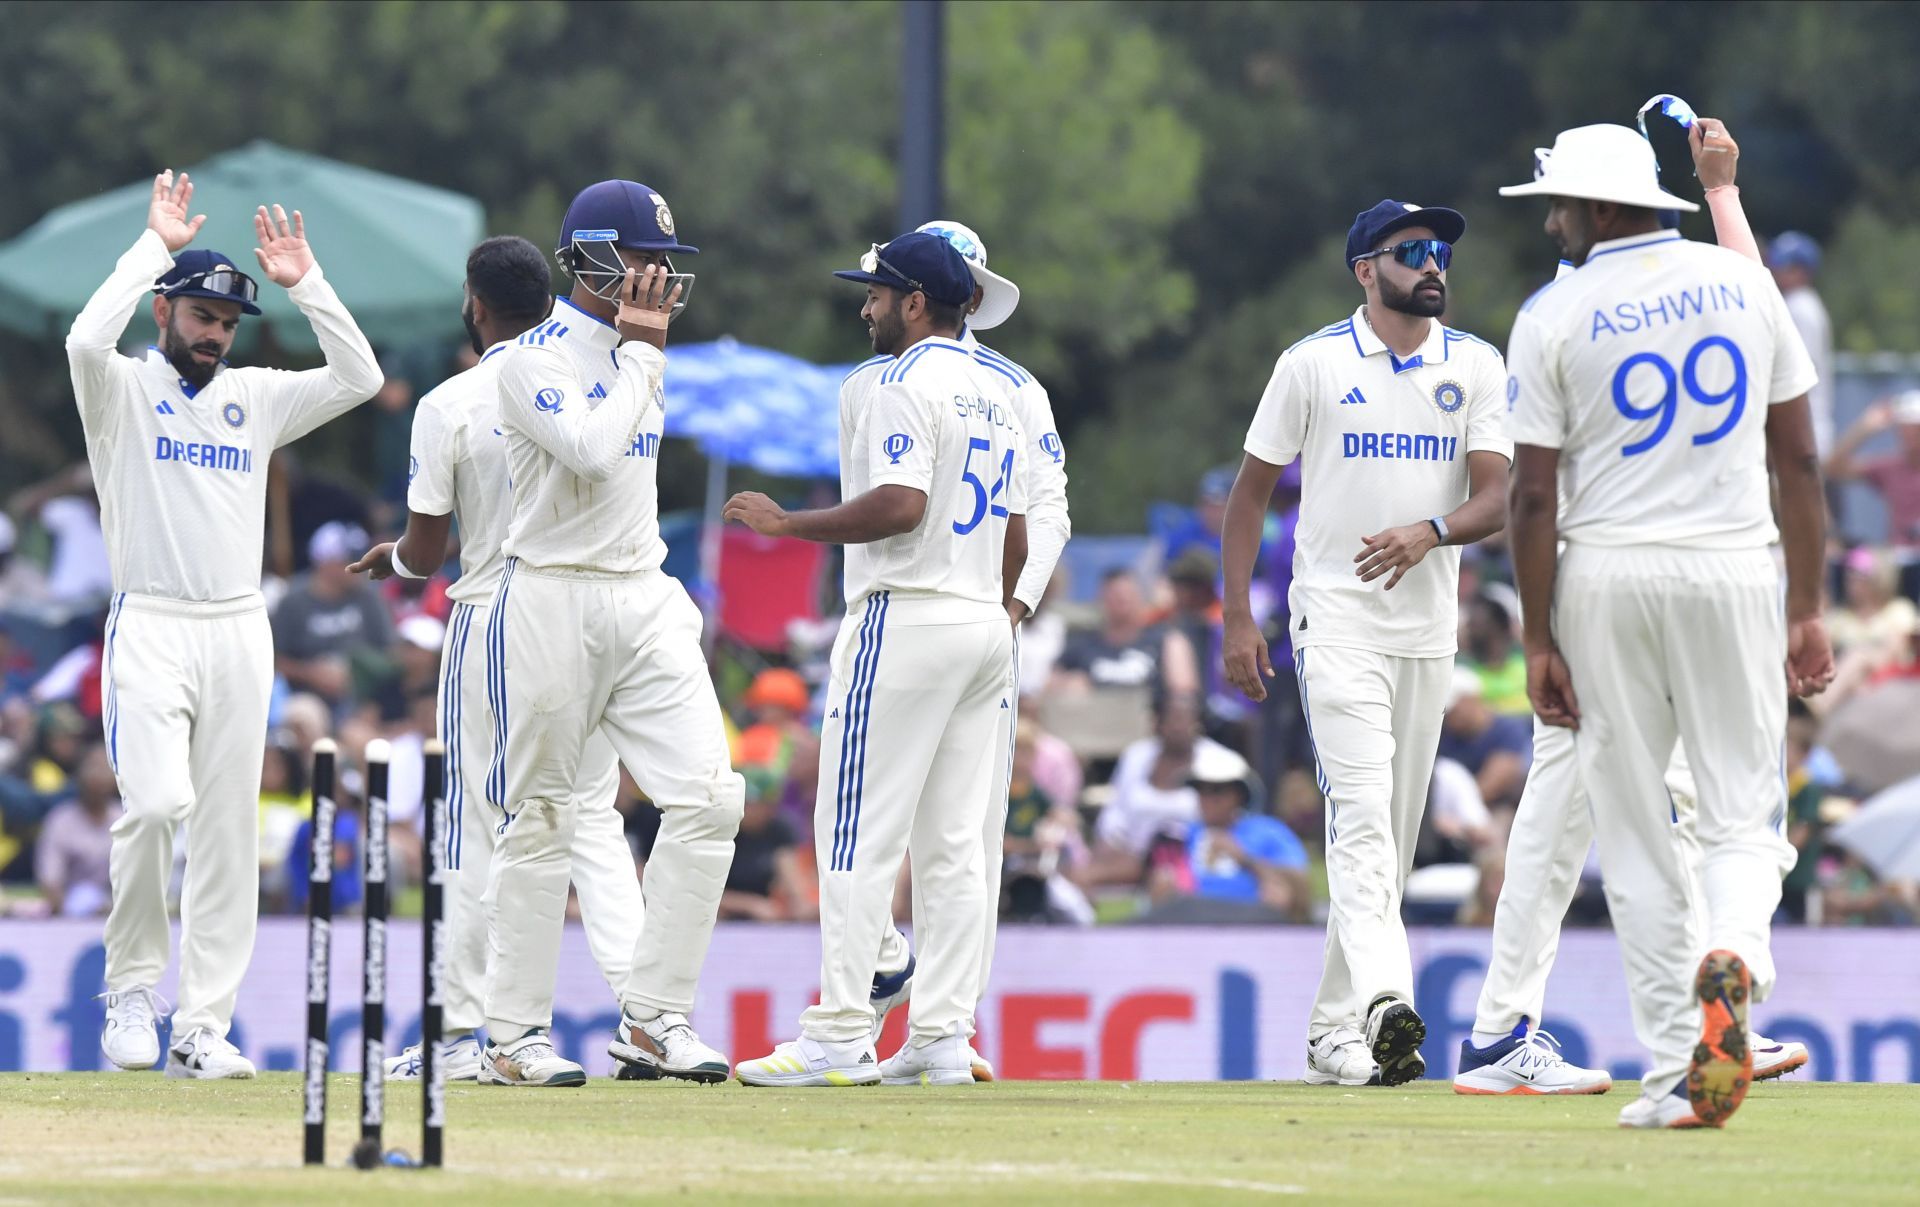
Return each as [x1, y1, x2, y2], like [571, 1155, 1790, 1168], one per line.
[1244, 305, 1511, 658]
[495, 297, 668, 575]
[65, 230, 381, 603]
[958, 327, 1071, 613]
[1506, 230, 1818, 550]
[837, 335, 1027, 620]
[405, 344, 513, 603]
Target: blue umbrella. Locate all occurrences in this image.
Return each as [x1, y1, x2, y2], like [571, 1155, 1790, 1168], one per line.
[663, 337, 853, 478]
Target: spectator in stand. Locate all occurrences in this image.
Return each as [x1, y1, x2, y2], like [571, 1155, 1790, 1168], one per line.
[368, 367, 416, 515]
[1001, 716, 1092, 923]
[1767, 232, 1835, 457]
[1052, 568, 1198, 698]
[1161, 466, 1234, 566]
[1088, 692, 1231, 888]
[6, 463, 114, 611]
[35, 744, 121, 916]
[285, 782, 363, 915]
[257, 736, 310, 907]
[1166, 548, 1246, 747]
[1830, 547, 1918, 658]
[734, 667, 811, 773]
[1436, 668, 1531, 812]
[272, 522, 396, 710]
[1459, 587, 1530, 717]
[0, 515, 52, 606]
[266, 450, 373, 578]
[1147, 744, 1309, 921]
[1780, 701, 1829, 923]
[718, 767, 814, 921]
[1828, 391, 1920, 550]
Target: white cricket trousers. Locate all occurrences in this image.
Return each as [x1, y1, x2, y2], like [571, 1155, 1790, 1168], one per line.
[483, 563, 744, 1040]
[436, 600, 644, 1036]
[101, 592, 272, 1038]
[1294, 644, 1452, 1037]
[803, 591, 1013, 1046]
[1555, 543, 1794, 1098]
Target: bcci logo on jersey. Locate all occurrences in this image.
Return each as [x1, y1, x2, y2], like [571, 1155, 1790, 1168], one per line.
[222, 401, 246, 429]
[1432, 380, 1466, 414]
[1039, 432, 1064, 464]
[883, 433, 913, 464]
[535, 388, 565, 414]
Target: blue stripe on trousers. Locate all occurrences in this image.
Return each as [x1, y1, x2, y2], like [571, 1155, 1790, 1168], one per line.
[1293, 648, 1337, 843]
[834, 590, 890, 871]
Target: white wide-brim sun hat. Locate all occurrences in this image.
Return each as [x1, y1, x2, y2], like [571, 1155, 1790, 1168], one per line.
[1499, 123, 1700, 213]
[916, 219, 1021, 330]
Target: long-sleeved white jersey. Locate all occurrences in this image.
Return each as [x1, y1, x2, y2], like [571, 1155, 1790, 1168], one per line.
[65, 229, 382, 603]
[495, 297, 668, 574]
[956, 327, 1070, 614]
[405, 344, 513, 603]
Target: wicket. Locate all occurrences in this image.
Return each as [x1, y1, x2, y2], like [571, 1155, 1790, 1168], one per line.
[301, 737, 447, 1169]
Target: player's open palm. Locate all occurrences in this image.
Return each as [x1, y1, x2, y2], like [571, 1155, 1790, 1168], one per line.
[1526, 647, 1580, 729]
[1786, 615, 1836, 697]
[1223, 611, 1273, 702]
[253, 204, 315, 288]
[147, 170, 206, 253]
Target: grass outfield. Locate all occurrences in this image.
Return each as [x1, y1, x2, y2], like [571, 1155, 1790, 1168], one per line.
[0, 1075, 1915, 1204]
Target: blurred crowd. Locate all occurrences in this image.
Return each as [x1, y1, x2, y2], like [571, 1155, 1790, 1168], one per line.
[5, 254, 1920, 933]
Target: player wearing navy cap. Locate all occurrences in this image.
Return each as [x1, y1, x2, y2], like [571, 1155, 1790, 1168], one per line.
[1222, 199, 1512, 1088]
[729, 231, 1027, 1087]
[74, 170, 381, 1078]
[858, 219, 1073, 1083]
[479, 180, 742, 1087]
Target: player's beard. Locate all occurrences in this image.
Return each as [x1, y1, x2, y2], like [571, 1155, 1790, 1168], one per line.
[869, 297, 908, 356]
[162, 315, 225, 390]
[462, 297, 484, 356]
[1379, 272, 1446, 318]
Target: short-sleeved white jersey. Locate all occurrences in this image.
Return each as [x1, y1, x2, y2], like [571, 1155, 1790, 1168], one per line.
[405, 345, 513, 603]
[1506, 230, 1818, 550]
[65, 231, 382, 603]
[1244, 305, 1511, 658]
[957, 328, 1071, 615]
[837, 335, 1026, 620]
[495, 297, 668, 575]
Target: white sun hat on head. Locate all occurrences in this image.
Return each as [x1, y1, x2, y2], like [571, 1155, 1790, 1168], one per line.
[1499, 123, 1700, 213]
[915, 219, 1021, 330]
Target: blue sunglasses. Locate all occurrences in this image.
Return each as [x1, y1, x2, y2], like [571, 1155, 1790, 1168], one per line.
[1355, 238, 1452, 271]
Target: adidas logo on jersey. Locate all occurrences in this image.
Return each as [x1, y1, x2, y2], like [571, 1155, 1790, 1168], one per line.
[156, 400, 176, 415]
[828, 707, 840, 719]
[588, 382, 608, 400]
[1338, 388, 1369, 406]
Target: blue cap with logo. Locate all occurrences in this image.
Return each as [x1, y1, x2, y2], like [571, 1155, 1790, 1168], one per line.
[833, 231, 975, 307]
[556, 180, 698, 257]
[154, 249, 263, 315]
[1345, 199, 1467, 268]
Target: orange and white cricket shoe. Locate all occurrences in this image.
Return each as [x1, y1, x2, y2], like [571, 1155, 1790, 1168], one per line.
[1686, 949, 1753, 1127]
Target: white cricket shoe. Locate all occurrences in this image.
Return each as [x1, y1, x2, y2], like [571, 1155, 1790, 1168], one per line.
[1365, 996, 1428, 1087]
[480, 1030, 586, 1087]
[880, 1035, 975, 1086]
[1304, 1026, 1379, 1086]
[735, 1036, 880, 1087]
[1618, 1086, 1705, 1129]
[385, 1034, 484, 1081]
[1454, 1026, 1612, 1096]
[969, 1045, 995, 1083]
[1751, 1034, 1808, 1081]
[867, 955, 916, 1045]
[100, 986, 166, 1071]
[165, 1027, 257, 1080]
[608, 1010, 730, 1084]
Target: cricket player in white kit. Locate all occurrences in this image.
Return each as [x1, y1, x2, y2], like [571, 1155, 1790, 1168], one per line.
[1457, 113, 1807, 1098]
[1222, 200, 1511, 1088]
[480, 181, 742, 1087]
[865, 219, 1072, 1083]
[1499, 124, 1832, 1129]
[348, 236, 646, 1082]
[75, 172, 381, 1077]
[729, 230, 1026, 1087]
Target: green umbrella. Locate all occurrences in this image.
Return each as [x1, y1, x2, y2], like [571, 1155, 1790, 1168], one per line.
[0, 140, 483, 351]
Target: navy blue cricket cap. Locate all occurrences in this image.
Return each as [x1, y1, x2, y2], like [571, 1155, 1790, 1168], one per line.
[557, 180, 698, 256]
[154, 249, 262, 315]
[833, 231, 975, 307]
[1345, 199, 1468, 267]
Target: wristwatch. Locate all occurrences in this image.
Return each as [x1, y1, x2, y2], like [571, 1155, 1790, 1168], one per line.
[1428, 516, 1450, 546]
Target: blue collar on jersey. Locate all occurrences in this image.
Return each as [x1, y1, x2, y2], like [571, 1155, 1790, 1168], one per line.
[1584, 229, 1684, 263]
[143, 345, 227, 398]
[1347, 305, 1448, 374]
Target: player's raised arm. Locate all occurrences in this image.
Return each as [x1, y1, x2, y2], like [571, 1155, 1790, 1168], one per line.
[1690, 118, 1762, 263]
[66, 171, 204, 426]
[252, 206, 383, 445]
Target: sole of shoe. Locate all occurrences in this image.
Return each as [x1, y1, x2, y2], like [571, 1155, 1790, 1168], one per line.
[881, 1068, 974, 1086]
[478, 1069, 587, 1088]
[163, 1061, 255, 1080]
[1453, 1077, 1613, 1096]
[1369, 1003, 1428, 1088]
[1752, 1050, 1808, 1082]
[1687, 950, 1753, 1128]
[1302, 1069, 1378, 1087]
[970, 1060, 995, 1083]
[735, 1068, 881, 1088]
[608, 1040, 731, 1085]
